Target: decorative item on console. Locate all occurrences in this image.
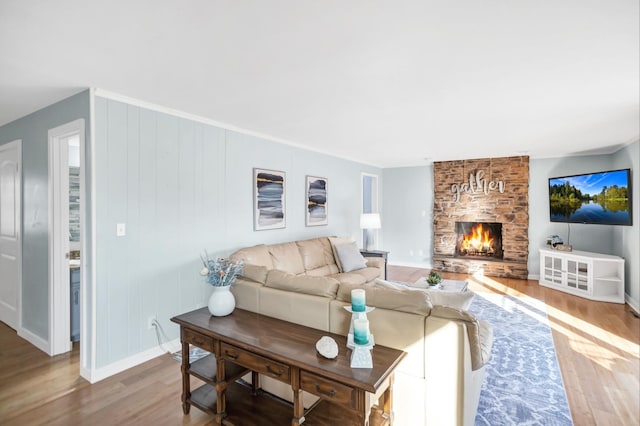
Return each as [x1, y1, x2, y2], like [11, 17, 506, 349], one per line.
[315, 336, 339, 359]
[200, 253, 244, 316]
[345, 289, 374, 368]
[546, 232, 572, 252]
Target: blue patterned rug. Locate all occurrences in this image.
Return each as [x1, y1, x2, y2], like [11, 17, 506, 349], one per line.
[468, 292, 574, 426]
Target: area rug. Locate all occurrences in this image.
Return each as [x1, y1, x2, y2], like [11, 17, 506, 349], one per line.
[469, 292, 574, 426]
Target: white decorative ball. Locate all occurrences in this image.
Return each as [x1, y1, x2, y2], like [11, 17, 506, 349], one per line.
[200, 267, 209, 276]
[316, 336, 339, 359]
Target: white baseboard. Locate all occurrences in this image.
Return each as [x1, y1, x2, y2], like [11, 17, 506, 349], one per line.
[388, 261, 432, 269]
[528, 273, 540, 281]
[83, 338, 181, 384]
[625, 293, 639, 314]
[18, 327, 50, 355]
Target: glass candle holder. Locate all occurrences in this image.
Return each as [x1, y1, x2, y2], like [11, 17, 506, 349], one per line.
[353, 318, 370, 345]
[351, 289, 366, 312]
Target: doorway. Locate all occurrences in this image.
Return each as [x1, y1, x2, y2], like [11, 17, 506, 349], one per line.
[0, 140, 22, 331]
[48, 119, 85, 356]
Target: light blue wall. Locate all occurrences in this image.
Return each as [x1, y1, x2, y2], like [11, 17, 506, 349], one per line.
[528, 154, 617, 274]
[612, 141, 639, 307]
[0, 91, 90, 340]
[93, 97, 381, 367]
[381, 166, 433, 266]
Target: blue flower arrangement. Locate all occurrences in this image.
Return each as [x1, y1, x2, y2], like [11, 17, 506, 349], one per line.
[199, 252, 244, 287]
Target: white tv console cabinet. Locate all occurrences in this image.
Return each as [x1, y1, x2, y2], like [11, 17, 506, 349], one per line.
[539, 248, 625, 303]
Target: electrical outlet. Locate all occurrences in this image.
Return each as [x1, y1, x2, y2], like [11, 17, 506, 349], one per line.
[147, 315, 156, 329]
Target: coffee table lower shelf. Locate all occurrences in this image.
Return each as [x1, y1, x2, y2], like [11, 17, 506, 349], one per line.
[189, 380, 390, 426]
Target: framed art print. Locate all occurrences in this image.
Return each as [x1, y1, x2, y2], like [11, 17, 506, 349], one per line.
[254, 168, 286, 230]
[305, 176, 328, 226]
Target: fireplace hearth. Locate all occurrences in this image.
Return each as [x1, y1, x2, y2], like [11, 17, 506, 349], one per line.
[455, 222, 503, 259]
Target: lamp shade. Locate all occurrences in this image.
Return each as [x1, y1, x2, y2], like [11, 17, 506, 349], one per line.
[360, 213, 381, 229]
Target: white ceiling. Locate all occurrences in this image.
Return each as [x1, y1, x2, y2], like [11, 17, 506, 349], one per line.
[1, 0, 638, 167]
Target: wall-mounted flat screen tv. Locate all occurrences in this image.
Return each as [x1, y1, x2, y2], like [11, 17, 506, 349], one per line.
[549, 168, 632, 225]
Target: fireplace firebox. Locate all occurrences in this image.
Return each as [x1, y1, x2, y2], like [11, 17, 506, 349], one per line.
[455, 222, 503, 259]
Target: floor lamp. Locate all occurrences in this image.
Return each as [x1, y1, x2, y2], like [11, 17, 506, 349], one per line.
[360, 213, 381, 250]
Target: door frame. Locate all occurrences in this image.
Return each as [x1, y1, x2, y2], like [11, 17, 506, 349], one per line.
[0, 139, 22, 332]
[48, 119, 85, 356]
[361, 172, 380, 247]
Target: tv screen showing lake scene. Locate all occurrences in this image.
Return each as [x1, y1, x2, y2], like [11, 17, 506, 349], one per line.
[549, 169, 632, 225]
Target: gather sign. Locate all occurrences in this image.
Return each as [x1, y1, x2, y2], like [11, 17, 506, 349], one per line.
[451, 170, 505, 202]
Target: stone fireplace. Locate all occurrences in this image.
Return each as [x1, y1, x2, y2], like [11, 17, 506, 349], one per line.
[432, 156, 529, 279]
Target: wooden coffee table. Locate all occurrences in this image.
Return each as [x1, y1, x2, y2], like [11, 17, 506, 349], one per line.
[171, 308, 406, 425]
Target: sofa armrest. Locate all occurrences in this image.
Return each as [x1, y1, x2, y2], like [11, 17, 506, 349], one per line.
[239, 263, 269, 284]
[430, 306, 493, 371]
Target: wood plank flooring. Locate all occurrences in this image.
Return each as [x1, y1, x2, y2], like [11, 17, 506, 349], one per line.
[0, 265, 638, 425]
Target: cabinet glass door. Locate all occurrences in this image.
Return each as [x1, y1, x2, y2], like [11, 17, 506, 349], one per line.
[544, 256, 563, 284]
[567, 260, 577, 288]
[567, 260, 589, 293]
[577, 262, 589, 291]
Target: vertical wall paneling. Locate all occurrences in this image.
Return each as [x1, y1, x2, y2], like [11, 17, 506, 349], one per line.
[106, 100, 129, 363]
[177, 119, 197, 318]
[154, 114, 180, 340]
[93, 96, 110, 367]
[138, 108, 159, 350]
[92, 97, 381, 368]
[126, 105, 141, 355]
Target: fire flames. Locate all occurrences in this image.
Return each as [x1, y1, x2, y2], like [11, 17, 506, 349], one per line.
[460, 223, 495, 255]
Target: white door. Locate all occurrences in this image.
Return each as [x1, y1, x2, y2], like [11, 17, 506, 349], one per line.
[0, 140, 22, 330]
[49, 119, 84, 356]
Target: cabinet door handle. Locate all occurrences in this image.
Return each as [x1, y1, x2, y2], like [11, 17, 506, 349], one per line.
[314, 384, 336, 398]
[266, 364, 284, 377]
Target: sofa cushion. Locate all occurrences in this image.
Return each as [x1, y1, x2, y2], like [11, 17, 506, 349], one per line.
[230, 244, 274, 269]
[268, 242, 305, 274]
[353, 266, 383, 282]
[430, 306, 493, 371]
[296, 238, 328, 271]
[337, 284, 432, 316]
[330, 272, 368, 285]
[328, 236, 355, 272]
[333, 241, 367, 272]
[266, 269, 340, 298]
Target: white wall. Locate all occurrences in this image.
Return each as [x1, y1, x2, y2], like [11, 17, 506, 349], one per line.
[93, 96, 381, 368]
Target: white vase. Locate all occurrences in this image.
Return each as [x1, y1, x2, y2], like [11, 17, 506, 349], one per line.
[207, 286, 235, 316]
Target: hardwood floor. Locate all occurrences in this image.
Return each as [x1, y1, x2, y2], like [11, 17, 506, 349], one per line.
[0, 266, 638, 425]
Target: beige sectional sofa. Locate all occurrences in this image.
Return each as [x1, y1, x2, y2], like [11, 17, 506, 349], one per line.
[229, 237, 493, 426]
